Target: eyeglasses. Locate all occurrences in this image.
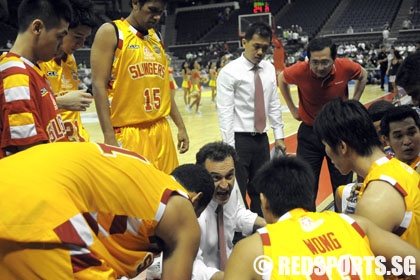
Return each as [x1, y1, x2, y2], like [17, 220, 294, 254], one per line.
[309, 59, 333, 67]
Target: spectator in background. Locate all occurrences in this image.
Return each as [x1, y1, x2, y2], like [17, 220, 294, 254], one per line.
[218, 11, 224, 24]
[387, 47, 403, 97]
[377, 45, 388, 91]
[403, 17, 413, 29]
[382, 27, 390, 45]
[224, 6, 231, 20]
[346, 25, 354, 34]
[409, 6, 414, 15]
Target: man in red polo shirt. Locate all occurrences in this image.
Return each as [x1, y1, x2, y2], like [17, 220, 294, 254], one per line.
[278, 37, 367, 209]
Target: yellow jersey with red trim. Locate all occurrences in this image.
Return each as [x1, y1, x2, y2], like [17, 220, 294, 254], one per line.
[361, 157, 420, 249]
[108, 19, 171, 127]
[410, 155, 420, 171]
[257, 208, 381, 279]
[0, 142, 189, 277]
[39, 54, 89, 141]
[0, 52, 67, 158]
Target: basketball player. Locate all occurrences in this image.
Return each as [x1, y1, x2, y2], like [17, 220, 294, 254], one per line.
[39, 0, 95, 142]
[0, 0, 72, 158]
[0, 142, 212, 279]
[90, 0, 189, 174]
[314, 99, 420, 250]
[335, 99, 395, 213]
[224, 157, 420, 279]
[380, 105, 420, 173]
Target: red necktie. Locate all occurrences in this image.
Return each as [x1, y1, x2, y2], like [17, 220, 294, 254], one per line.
[254, 66, 266, 133]
[216, 205, 227, 270]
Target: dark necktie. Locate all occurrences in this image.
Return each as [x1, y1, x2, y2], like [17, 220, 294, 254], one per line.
[253, 66, 266, 133]
[216, 205, 227, 270]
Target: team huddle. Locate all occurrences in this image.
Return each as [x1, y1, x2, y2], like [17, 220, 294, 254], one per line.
[1, 0, 420, 279]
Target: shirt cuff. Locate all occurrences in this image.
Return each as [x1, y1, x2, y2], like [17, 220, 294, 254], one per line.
[273, 127, 284, 140]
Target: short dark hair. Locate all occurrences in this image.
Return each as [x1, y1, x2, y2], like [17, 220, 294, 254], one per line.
[396, 52, 420, 89]
[244, 22, 272, 42]
[171, 164, 214, 210]
[69, 0, 96, 29]
[307, 37, 337, 60]
[380, 105, 420, 137]
[367, 100, 394, 122]
[196, 142, 238, 166]
[17, 0, 73, 33]
[313, 98, 382, 156]
[251, 157, 316, 217]
[129, 0, 169, 8]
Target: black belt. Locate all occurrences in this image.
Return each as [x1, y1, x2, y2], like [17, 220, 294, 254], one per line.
[235, 132, 266, 136]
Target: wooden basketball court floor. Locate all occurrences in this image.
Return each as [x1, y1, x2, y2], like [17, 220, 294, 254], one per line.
[82, 84, 393, 211]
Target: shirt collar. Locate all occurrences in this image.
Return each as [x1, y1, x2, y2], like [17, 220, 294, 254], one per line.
[208, 199, 220, 212]
[241, 53, 260, 71]
[122, 18, 149, 39]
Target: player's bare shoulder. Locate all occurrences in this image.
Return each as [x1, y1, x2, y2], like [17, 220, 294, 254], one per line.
[92, 22, 118, 50]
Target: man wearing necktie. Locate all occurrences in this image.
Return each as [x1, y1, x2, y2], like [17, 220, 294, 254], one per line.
[217, 22, 286, 217]
[192, 142, 267, 280]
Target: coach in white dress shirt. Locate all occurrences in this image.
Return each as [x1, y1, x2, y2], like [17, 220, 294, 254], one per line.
[217, 22, 286, 217]
[192, 142, 266, 280]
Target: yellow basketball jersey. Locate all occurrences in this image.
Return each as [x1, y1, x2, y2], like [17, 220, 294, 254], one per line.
[410, 156, 420, 171]
[258, 209, 381, 279]
[0, 142, 189, 277]
[39, 55, 89, 141]
[361, 157, 420, 249]
[108, 19, 171, 127]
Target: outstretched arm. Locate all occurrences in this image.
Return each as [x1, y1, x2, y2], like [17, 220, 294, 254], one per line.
[155, 195, 200, 279]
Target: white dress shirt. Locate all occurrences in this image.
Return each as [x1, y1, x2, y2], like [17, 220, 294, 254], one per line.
[192, 184, 258, 280]
[216, 53, 284, 146]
